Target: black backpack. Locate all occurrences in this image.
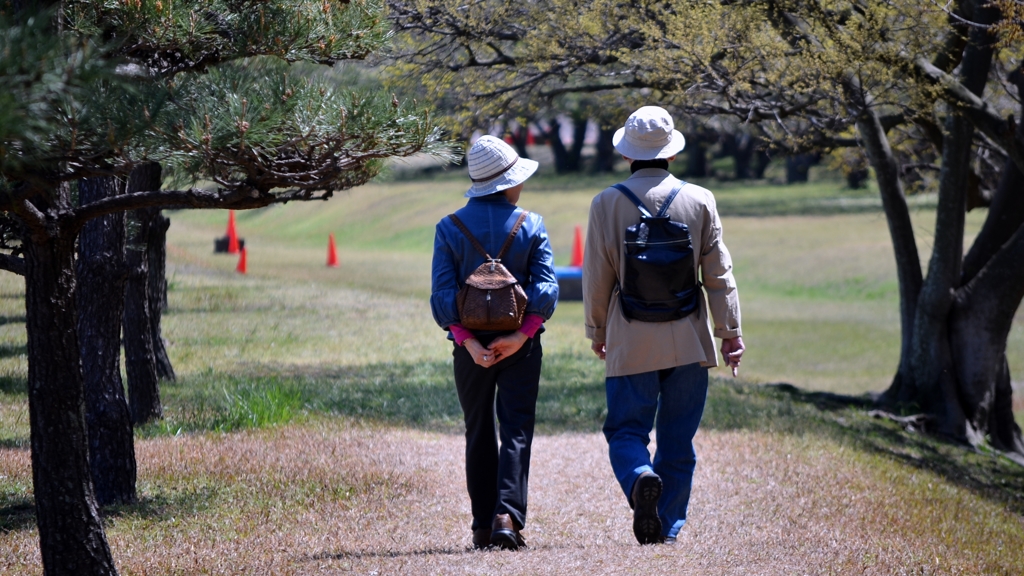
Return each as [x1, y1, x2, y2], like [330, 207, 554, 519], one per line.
[612, 181, 700, 323]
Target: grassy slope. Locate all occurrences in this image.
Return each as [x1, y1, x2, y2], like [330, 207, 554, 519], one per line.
[1, 170, 1023, 574]
[156, 170, 1022, 395]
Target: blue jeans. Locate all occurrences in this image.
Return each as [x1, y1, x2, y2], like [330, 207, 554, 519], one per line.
[603, 363, 709, 540]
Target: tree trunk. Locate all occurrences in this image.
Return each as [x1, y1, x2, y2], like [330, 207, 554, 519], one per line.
[904, 112, 973, 441]
[123, 164, 162, 424]
[785, 153, 818, 183]
[543, 118, 570, 173]
[507, 123, 530, 159]
[753, 147, 771, 179]
[869, 4, 1024, 457]
[77, 176, 137, 507]
[24, 205, 118, 576]
[855, 107, 923, 397]
[592, 126, 617, 173]
[146, 209, 175, 381]
[684, 132, 708, 177]
[565, 117, 587, 172]
[733, 132, 755, 179]
[949, 201, 1024, 454]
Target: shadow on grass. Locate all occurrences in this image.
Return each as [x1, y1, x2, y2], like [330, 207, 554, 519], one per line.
[0, 343, 27, 360]
[0, 486, 221, 534]
[4, 353, 1021, 531]
[0, 314, 25, 326]
[150, 352, 609, 437]
[0, 498, 34, 532]
[0, 438, 28, 450]
[704, 381, 1024, 517]
[102, 485, 220, 524]
[0, 374, 26, 396]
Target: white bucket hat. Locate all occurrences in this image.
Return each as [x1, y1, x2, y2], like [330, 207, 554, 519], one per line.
[612, 106, 686, 160]
[465, 135, 539, 198]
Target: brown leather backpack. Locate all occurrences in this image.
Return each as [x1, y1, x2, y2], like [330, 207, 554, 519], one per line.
[448, 211, 529, 332]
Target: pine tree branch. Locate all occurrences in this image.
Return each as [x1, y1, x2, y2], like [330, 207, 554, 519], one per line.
[70, 185, 342, 230]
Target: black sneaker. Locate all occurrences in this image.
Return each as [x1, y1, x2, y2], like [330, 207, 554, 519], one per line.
[631, 472, 664, 545]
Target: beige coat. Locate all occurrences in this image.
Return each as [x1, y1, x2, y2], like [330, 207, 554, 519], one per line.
[583, 168, 742, 377]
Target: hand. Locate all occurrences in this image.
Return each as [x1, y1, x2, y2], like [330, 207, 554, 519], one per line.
[487, 331, 529, 363]
[591, 341, 606, 360]
[721, 336, 745, 377]
[465, 338, 498, 368]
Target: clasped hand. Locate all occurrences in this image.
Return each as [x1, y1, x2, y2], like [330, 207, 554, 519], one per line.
[465, 332, 528, 368]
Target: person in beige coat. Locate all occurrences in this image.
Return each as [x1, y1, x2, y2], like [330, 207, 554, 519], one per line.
[583, 106, 744, 545]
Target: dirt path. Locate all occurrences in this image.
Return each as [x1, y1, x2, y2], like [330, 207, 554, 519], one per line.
[3, 421, 1022, 575]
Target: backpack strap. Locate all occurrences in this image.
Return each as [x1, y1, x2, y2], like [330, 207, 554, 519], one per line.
[656, 182, 686, 217]
[448, 210, 530, 262]
[496, 211, 529, 260]
[613, 181, 687, 218]
[611, 184, 653, 218]
[448, 214, 492, 259]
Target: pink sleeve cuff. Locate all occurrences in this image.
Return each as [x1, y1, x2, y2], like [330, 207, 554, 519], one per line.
[451, 314, 544, 345]
[449, 323, 475, 346]
[518, 314, 544, 339]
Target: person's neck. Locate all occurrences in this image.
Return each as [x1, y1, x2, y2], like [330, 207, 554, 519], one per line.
[629, 159, 670, 173]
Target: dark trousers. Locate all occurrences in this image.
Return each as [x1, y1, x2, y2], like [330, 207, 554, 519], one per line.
[453, 334, 542, 531]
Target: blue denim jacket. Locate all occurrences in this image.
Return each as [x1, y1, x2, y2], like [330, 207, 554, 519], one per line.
[431, 193, 558, 336]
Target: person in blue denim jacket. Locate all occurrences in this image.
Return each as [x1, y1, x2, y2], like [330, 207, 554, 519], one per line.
[430, 135, 558, 550]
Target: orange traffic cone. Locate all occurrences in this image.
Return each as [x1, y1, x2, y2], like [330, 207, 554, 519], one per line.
[570, 225, 585, 267]
[226, 211, 240, 254]
[235, 247, 247, 274]
[327, 233, 339, 267]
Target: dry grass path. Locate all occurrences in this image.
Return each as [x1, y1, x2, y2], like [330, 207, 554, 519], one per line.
[6, 418, 1021, 575]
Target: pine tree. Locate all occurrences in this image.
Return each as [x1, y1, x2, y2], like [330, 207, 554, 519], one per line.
[0, 2, 451, 574]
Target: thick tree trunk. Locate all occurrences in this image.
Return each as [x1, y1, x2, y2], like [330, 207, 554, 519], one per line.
[24, 213, 118, 576]
[77, 176, 137, 506]
[146, 209, 175, 381]
[949, 221, 1024, 454]
[123, 164, 162, 424]
[905, 112, 973, 441]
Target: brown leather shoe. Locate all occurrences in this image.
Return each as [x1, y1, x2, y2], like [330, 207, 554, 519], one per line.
[490, 514, 525, 550]
[631, 471, 664, 545]
[472, 528, 491, 549]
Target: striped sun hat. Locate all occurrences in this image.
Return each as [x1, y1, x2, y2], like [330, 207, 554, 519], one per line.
[465, 135, 539, 198]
